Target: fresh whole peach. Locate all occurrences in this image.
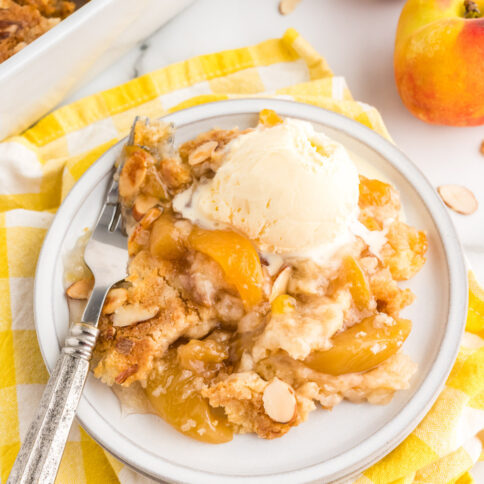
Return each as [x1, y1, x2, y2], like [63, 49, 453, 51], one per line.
[394, 0, 484, 126]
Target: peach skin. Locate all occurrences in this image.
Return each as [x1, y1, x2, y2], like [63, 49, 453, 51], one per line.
[394, 0, 484, 126]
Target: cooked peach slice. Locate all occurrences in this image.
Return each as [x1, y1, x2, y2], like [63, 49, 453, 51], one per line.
[132, 194, 159, 221]
[189, 228, 263, 307]
[304, 315, 411, 375]
[360, 215, 382, 231]
[271, 294, 296, 315]
[150, 214, 186, 260]
[259, 109, 283, 127]
[341, 256, 371, 310]
[358, 176, 399, 209]
[145, 349, 233, 444]
[177, 339, 228, 373]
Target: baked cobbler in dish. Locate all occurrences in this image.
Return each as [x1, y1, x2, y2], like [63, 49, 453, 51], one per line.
[66, 110, 427, 443]
[0, 0, 87, 62]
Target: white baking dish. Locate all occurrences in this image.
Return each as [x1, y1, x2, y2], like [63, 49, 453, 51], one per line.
[0, 0, 194, 140]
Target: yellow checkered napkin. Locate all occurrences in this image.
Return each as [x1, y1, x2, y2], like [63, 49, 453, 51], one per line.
[0, 28, 483, 484]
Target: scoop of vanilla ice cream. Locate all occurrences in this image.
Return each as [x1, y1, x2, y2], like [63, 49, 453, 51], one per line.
[176, 118, 360, 256]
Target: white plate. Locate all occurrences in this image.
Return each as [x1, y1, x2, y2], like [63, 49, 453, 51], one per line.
[34, 99, 467, 484]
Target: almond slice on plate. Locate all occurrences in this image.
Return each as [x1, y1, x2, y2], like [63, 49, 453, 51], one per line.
[279, 0, 302, 15]
[263, 378, 297, 423]
[112, 304, 159, 327]
[437, 184, 478, 215]
[66, 277, 94, 299]
[269, 266, 292, 302]
[115, 364, 139, 384]
[132, 194, 159, 221]
[102, 287, 128, 315]
[139, 207, 162, 229]
[188, 141, 218, 166]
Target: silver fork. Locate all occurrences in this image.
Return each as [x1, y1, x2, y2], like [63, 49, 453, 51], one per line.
[6, 119, 141, 484]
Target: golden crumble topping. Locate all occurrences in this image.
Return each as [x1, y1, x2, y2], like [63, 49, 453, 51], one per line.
[0, 0, 85, 62]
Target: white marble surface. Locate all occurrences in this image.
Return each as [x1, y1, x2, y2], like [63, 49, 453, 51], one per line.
[62, 0, 484, 479]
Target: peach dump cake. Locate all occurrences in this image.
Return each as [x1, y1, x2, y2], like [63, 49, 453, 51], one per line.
[66, 110, 427, 443]
[0, 0, 87, 62]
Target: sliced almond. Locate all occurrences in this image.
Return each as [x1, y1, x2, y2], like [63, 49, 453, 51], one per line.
[480, 140, 484, 156]
[132, 194, 159, 221]
[139, 206, 162, 229]
[119, 150, 150, 199]
[279, 0, 302, 15]
[66, 277, 94, 299]
[102, 287, 128, 315]
[437, 184, 478, 215]
[115, 364, 139, 384]
[128, 206, 162, 255]
[112, 304, 159, 327]
[262, 378, 297, 423]
[269, 266, 292, 302]
[128, 225, 150, 256]
[142, 166, 166, 200]
[188, 141, 218, 166]
[115, 338, 134, 355]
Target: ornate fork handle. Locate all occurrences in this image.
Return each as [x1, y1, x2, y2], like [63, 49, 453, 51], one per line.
[7, 323, 99, 484]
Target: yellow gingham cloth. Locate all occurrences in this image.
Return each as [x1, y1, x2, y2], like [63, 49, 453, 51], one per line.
[0, 29, 483, 484]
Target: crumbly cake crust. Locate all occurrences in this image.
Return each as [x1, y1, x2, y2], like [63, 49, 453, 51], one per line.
[0, 0, 79, 63]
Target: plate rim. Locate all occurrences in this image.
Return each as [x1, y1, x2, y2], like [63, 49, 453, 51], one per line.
[34, 98, 468, 483]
